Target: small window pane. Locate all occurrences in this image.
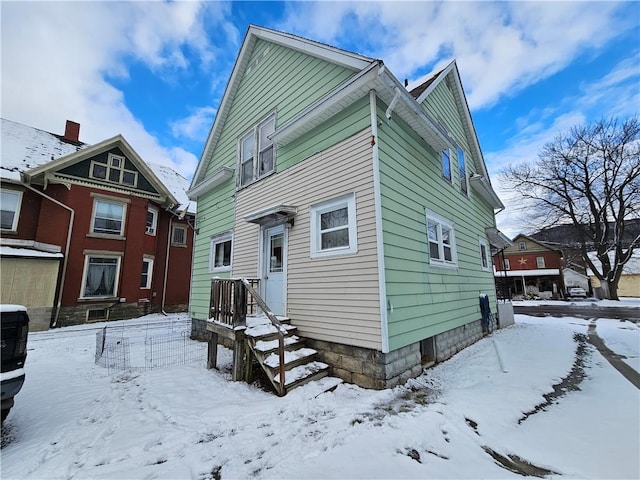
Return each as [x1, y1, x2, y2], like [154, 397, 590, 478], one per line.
[0, 191, 20, 230]
[214, 240, 232, 268]
[92, 163, 107, 179]
[444, 245, 452, 262]
[241, 160, 253, 185]
[429, 241, 440, 259]
[259, 146, 273, 174]
[269, 233, 283, 273]
[259, 119, 274, 150]
[320, 207, 348, 230]
[172, 226, 186, 245]
[481, 244, 488, 268]
[110, 156, 122, 168]
[442, 226, 451, 246]
[241, 134, 254, 161]
[140, 260, 152, 288]
[122, 171, 136, 186]
[427, 221, 438, 242]
[321, 228, 349, 249]
[441, 150, 451, 181]
[109, 169, 120, 183]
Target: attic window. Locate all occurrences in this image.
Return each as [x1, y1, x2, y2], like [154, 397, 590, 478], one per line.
[90, 154, 138, 188]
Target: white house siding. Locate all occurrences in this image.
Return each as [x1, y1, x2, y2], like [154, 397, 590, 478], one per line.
[233, 128, 382, 350]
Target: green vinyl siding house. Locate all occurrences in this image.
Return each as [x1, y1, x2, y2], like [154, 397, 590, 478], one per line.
[188, 25, 510, 390]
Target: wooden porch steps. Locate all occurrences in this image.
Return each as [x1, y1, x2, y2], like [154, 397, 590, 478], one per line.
[245, 315, 329, 394]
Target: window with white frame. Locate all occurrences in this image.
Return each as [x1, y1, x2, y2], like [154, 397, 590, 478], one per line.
[239, 115, 275, 187]
[91, 198, 126, 236]
[140, 257, 153, 289]
[310, 194, 358, 258]
[426, 210, 457, 267]
[1, 189, 23, 231]
[90, 153, 138, 187]
[479, 237, 491, 271]
[172, 224, 187, 246]
[503, 258, 511, 270]
[536, 256, 546, 268]
[518, 241, 527, 251]
[210, 232, 232, 272]
[146, 207, 158, 235]
[441, 149, 452, 182]
[458, 148, 468, 195]
[81, 255, 121, 298]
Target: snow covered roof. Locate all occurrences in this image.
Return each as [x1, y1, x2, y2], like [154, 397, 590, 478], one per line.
[148, 163, 196, 214]
[0, 246, 63, 258]
[1, 118, 195, 213]
[587, 251, 640, 275]
[1, 118, 87, 182]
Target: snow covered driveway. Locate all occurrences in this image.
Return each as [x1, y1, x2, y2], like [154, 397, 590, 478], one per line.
[1, 313, 638, 479]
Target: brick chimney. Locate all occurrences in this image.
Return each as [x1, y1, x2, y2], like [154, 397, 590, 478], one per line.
[63, 120, 80, 142]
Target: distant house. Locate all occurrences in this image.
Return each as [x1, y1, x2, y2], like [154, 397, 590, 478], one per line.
[587, 251, 640, 298]
[0, 118, 195, 330]
[186, 25, 509, 391]
[493, 234, 565, 299]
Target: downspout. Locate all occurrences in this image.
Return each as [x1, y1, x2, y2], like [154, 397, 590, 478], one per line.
[370, 89, 390, 353]
[385, 86, 402, 120]
[161, 218, 172, 315]
[22, 183, 74, 328]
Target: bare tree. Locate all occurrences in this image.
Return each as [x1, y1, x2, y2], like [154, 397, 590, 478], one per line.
[501, 117, 640, 299]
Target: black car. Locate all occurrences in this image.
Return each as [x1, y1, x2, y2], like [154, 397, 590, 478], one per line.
[1, 305, 29, 423]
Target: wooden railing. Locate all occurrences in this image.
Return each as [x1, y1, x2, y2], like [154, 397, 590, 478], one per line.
[209, 278, 287, 395]
[209, 278, 259, 328]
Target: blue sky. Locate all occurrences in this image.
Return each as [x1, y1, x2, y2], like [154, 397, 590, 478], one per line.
[2, 1, 639, 236]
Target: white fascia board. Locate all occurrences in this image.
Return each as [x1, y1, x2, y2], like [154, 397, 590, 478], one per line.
[493, 268, 561, 277]
[251, 26, 373, 71]
[187, 167, 234, 200]
[485, 227, 512, 250]
[470, 174, 504, 210]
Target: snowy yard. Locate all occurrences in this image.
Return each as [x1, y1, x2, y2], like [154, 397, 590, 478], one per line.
[1, 312, 638, 479]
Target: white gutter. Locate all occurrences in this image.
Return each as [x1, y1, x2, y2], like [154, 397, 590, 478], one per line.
[370, 90, 390, 353]
[22, 183, 74, 328]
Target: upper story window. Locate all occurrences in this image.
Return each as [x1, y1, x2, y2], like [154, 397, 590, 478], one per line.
[426, 210, 457, 267]
[441, 149, 452, 182]
[210, 231, 232, 272]
[239, 115, 275, 188]
[90, 153, 138, 187]
[310, 193, 358, 258]
[1, 189, 23, 231]
[91, 198, 126, 236]
[479, 237, 491, 271]
[536, 256, 546, 269]
[146, 207, 158, 235]
[518, 241, 527, 251]
[172, 224, 187, 246]
[458, 148, 468, 195]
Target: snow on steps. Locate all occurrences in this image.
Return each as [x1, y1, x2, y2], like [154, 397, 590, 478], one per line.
[245, 314, 330, 394]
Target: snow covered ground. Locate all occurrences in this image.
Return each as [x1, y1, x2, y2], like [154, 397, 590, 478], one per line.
[1, 312, 638, 479]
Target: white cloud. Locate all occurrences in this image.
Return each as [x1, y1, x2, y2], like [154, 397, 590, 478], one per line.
[170, 106, 218, 142]
[280, 1, 635, 111]
[0, 1, 232, 180]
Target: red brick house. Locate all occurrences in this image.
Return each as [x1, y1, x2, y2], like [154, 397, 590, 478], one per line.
[1, 118, 195, 330]
[493, 234, 565, 299]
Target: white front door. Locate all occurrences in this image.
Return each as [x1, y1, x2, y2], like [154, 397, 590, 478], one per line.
[262, 225, 286, 316]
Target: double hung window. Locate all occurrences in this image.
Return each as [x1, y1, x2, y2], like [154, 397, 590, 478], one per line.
[239, 115, 275, 187]
[310, 194, 357, 258]
[441, 149, 452, 182]
[172, 225, 187, 246]
[140, 257, 153, 289]
[426, 210, 457, 267]
[536, 256, 546, 269]
[0, 189, 23, 231]
[82, 255, 121, 298]
[458, 148, 468, 195]
[210, 232, 232, 272]
[146, 207, 158, 235]
[479, 237, 491, 271]
[92, 199, 126, 236]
